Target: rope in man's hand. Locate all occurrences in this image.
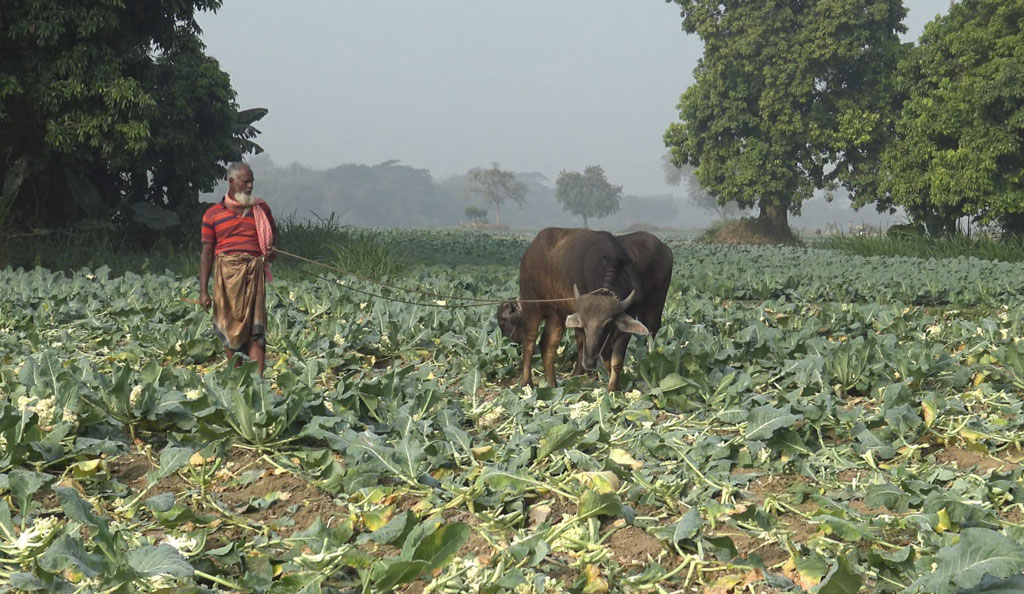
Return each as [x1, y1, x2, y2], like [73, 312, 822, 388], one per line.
[183, 248, 590, 311]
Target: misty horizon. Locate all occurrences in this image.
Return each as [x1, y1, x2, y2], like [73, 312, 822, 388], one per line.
[197, 1, 946, 201]
[202, 152, 902, 233]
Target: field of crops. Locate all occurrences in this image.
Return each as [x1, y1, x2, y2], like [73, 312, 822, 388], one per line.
[5, 230, 1024, 593]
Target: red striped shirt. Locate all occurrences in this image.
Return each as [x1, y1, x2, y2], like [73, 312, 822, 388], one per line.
[201, 200, 276, 255]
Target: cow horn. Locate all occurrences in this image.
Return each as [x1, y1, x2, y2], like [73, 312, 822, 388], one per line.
[573, 284, 582, 303]
[619, 290, 636, 312]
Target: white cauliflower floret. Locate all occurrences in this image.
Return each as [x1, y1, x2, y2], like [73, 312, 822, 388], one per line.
[129, 384, 144, 408]
[515, 576, 564, 594]
[463, 557, 483, 582]
[1, 515, 61, 559]
[551, 519, 587, 551]
[478, 406, 506, 428]
[16, 395, 58, 425]
[568, 400, 595, 421]
[163, 534, 200, 556]
[144, 575, 176, 590]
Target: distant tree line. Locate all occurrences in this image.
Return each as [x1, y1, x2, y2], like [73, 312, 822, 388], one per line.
[6, 1, 1014, 239]
[204, 155, 683, 231]
[665, 0, 1024, 236]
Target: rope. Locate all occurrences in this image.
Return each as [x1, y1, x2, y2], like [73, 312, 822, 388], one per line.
[274, 247, 584, 308]
[296, 266, 497, 309]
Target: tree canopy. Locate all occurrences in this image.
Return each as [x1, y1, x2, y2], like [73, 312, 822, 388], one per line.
[555, 165, 622, 228]
[0, 0, 262, 233]
[870, 0, 1024, 235]
[664, 0, 907, 232]
[466, 163, 527, 227]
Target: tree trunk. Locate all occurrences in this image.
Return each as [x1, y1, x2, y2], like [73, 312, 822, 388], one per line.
[494, 203, 501, 227]
[920, 210, 956, 237]
[758, 201, 789, 233]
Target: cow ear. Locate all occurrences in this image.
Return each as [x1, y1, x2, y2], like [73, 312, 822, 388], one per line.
[615, 314, 649, 335]
[565, 313, 583, 328]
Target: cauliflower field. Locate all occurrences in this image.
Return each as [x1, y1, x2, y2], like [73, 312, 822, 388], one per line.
[4, 231, 1024, 593]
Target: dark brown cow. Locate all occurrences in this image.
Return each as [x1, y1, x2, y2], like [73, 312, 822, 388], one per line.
[500, 228, 673, 391]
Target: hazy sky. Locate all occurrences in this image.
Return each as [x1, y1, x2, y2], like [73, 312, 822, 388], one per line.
[197, 1, 948, 198]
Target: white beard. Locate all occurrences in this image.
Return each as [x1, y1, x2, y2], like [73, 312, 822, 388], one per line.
[234, 192, 254, 206]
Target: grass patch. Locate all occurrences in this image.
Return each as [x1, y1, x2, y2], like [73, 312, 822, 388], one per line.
[279, 216, 404, 279]
[1, 215, 407, 281]
[815, 232, 1024, 262]
[328, 228, 403, 278]
[1, 222, 200, 277]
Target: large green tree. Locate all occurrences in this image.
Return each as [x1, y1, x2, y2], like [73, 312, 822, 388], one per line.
[664, 0, 907, 233]
[870, 0, 1024, 235]
[555, 165, 622, 228]
[0, 1, 263, 232]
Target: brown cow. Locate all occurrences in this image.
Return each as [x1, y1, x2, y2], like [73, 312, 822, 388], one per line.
[500, 228, 673, 391]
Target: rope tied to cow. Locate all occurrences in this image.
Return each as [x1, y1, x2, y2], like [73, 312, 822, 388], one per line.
[273, 248, 587, 309]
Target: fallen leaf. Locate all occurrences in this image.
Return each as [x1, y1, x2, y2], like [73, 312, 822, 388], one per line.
[575, 471, 620, 494]
[582, 564, 609, 594]
[528, 504, 552, 529]
[609, 448, 643, 470]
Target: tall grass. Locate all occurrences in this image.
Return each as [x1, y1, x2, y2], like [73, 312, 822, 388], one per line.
[281, 215, 403, 279]
[1, 223, 200, 276]
[815, 232, 1024, 262]
[1, 214, 403, 279]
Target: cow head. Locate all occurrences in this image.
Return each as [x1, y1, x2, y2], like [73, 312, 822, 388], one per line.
[497, 299, 524, 344]
[565, 285, 649, 370]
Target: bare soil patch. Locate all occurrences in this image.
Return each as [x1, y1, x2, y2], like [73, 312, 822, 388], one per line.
[744, 473, 813, 504]
[443, 508, 498, 561]
[109, 452, 155, 486]
[714, 529, 788, 568]
[848, 499, 887, 516]
[934, 446, 1019, 473]
[110, 451, 188, 496]
[211, 449, 346, 537]
[607, 525, 666, 567]
[836, 469, 869, 484]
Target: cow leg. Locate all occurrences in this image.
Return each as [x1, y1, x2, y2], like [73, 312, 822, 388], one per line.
[519, 315, 542, 387]
[607, 333, 632, 391]
[541, 314, 565, 386]
[572, 329, 585, 375]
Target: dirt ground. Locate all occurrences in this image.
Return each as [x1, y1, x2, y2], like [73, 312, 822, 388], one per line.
[106, 446, 348, 543]
[708, 218, 799, 245]
[93, 441, 1018, 592]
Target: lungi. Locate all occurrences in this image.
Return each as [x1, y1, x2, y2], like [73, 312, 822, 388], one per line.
[212, 252, 266, 351]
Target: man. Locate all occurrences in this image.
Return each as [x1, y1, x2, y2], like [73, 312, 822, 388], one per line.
[199, 162, 277, 375]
